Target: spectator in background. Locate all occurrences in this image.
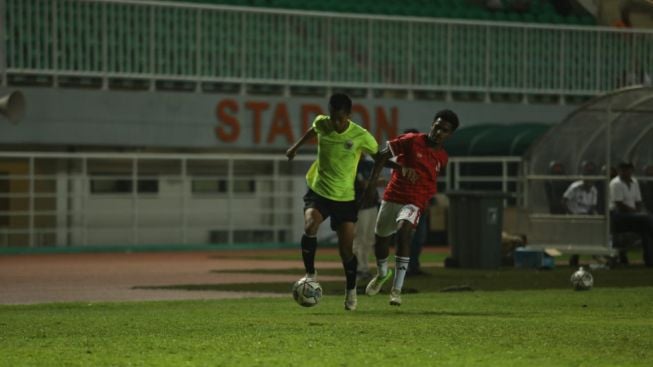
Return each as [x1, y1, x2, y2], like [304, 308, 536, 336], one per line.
[485, 0, 504, 11]
[620, 60, 652, 87]
[353, 157, 380, 283]
[562, 164, 599, 266]
[610, 161, 653, 267]
[510, 0, 532, 13]
[562, 178, 598, 216]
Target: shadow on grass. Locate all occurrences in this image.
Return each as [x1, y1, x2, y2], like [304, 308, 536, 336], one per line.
[373, 310, 515, 318]
[135, 265, 653, 294]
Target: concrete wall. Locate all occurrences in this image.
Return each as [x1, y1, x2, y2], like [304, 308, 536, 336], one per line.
[0, 87, 575, 150]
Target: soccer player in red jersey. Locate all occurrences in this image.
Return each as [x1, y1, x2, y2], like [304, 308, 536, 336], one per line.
[363, 109, 459, 306]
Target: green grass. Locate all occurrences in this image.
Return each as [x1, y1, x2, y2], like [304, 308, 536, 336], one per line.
[1, 288, 653, 366]
[2, 247, 652, 366]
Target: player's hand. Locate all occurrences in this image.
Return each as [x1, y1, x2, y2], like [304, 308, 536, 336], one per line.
[286, 148, 296, 161]
[401, 167, 418, 183]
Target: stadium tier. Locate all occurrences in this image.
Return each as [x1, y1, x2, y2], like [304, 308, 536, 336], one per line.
[177, 0, 596, 25]
[4, 0, 651, 99]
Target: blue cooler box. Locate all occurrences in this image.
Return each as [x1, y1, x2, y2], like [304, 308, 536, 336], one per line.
[514, 247, 556, 269]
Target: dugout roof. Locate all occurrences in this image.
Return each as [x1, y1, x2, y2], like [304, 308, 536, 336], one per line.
[444, 122, 551, 156]
[524, 85, 653, 177]
[523, 85, 653, 216]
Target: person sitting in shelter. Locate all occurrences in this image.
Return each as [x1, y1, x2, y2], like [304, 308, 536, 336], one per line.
[609, 161, 653, 267]
[562, 161, 599, 267]
[562, 161, 598, 216]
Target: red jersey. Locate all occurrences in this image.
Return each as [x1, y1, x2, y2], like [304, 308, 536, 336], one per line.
[383, 133, 448, 211]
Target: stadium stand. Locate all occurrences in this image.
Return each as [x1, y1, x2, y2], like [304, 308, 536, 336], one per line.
[5, 0, 650, 103]
[177, 0, 596, 25]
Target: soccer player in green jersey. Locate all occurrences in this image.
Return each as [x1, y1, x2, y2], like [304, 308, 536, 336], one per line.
[286, 93, 379, 311]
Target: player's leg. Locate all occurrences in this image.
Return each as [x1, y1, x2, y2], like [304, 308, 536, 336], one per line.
[373, 235, 393, 277]
[300, 190, 327, 280]
[336, 221, 358, 310]
[336, 221, 357, 284]
[389, 205, 421, 306]
[332, 200, 359, 310]
[365, 201, 399, 296]
[300, 208, 324, 280]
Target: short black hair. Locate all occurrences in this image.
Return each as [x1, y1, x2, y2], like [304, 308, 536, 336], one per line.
[403, 128, 419, 134]
[434, 109, 459, 131]
[618, 161, 634, 169]
[328, 93, 352, 113]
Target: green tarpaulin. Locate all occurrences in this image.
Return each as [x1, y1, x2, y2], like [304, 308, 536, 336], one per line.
[444, 123, 552, 156]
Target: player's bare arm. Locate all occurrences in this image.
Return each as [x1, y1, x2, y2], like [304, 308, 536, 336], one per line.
[286, 128, 316, 161]
[383, 156, 418, 183]
[357, 149, 391, 208]
[371, 147, 418, 183]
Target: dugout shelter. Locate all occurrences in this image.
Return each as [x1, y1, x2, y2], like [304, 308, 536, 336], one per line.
[522, 85, 653, 256]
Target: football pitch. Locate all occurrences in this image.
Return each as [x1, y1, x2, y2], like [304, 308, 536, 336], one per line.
[1, 251, 652, 366]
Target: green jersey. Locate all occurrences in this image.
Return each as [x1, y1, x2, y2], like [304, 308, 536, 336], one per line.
[306, 115, 378, 201]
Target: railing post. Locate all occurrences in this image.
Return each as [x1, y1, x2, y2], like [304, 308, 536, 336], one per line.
[367, 18, 372, 84]
[284, 14, 290, 84]
[559, 29, 565, 101]
[484, 24, 490, 102]
[227, 158, 234, 243]
[446, 22, 452, 101]
[181, 158, 187, 244]
[239, 11, 246, 94]
[149, 5, 155, 92]
[52, 0, 58, 86]
[82, 157, 88, 245]
[132, 158, 138, 245]
[28, 156, 35, 247]
[0, 0, 6, 87]
[101, 0, 108, 90]
[195, 8, 201, 93]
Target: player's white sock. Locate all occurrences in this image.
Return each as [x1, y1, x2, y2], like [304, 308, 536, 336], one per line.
[393, 256, 410, 291]
[376, 257, 389, 277]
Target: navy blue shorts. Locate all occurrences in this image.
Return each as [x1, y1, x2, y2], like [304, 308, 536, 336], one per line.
[303, 189, 358, 231]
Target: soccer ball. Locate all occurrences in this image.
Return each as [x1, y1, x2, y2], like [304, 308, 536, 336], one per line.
[292, 279, 322, 307]
[570, 266, 593, 291]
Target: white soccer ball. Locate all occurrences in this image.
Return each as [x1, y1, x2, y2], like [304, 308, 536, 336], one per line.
[292, 279, 322, 307]
[570, 266, 594, 291]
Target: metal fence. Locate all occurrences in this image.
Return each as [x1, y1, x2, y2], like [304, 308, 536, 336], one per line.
[3, 0, 653, 96]
[0, 152, 520, 248]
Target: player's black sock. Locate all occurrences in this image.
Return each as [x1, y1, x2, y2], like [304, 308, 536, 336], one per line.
[301, 234, 317, 274]
[343, 255, 358, 290]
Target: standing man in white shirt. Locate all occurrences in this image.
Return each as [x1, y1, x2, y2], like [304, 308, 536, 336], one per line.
[609, 162, 653, 267]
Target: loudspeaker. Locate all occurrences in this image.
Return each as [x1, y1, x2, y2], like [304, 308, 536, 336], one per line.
[0, 91, 26, 124]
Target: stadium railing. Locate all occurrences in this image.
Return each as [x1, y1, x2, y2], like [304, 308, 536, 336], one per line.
[3, 0, 652, 99]
[0, 152, 519, 248]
